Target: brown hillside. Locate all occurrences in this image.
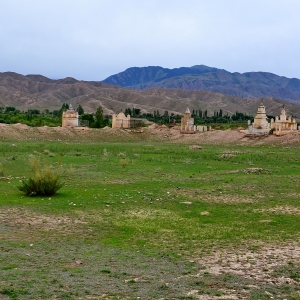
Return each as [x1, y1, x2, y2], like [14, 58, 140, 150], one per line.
[1, 72, 300, 117]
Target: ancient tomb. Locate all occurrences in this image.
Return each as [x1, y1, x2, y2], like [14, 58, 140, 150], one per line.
[180, 107, 195, 133]
[62, 104, 79, 128]
[112, 112, 144, 129]
[246, 104, 271, 136]
[271, 107, 298, 136]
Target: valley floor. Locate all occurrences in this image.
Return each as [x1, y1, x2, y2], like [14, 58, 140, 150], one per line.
[0, 125, 299, 299]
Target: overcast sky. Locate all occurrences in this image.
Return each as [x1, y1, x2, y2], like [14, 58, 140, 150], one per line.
[1, 0, 300, 81]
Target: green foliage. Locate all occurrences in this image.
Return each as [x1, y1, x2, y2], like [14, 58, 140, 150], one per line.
[122, 106, 254, 127]
[76, 104, 84, 115]
[18, 167, 63, 196]
[0, 104, 254, 129]
[94, 106, 104, 128]
[0, 107, 61, 127]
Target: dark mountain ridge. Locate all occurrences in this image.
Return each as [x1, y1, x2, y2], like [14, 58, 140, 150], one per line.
[103, 65, 300, 103]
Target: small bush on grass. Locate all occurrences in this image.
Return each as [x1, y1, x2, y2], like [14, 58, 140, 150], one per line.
[29, 155, 41, 171]
[18, 167, 63, 196]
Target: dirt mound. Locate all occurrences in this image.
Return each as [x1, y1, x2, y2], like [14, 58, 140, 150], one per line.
[1, 123, 300, 144]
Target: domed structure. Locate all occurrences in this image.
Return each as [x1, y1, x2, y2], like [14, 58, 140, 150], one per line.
[112, 111, 145, 129]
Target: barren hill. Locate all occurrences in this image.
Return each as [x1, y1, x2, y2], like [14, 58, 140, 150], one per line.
[1, 71, 300, 117]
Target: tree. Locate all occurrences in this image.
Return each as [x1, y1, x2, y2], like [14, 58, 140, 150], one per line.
[133, 108, 141, 117]
[5, 106, 16, 113]
[95, 106, 104, 128]
[77, 105, 84, 115]
[125, 108, 132, 116]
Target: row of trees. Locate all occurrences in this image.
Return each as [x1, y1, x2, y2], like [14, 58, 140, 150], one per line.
[123, 107, 255, 125]
[0, 104, 262, 127]
[0, 104, 109, 128]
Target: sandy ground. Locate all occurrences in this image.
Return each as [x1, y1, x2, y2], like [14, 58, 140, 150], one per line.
[1, 123, 300, 145]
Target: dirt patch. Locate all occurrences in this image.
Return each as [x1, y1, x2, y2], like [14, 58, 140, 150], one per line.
[196, 243, 300, 285]
[254, 205, 300, 215]
[185, 242, 300, 299]
[0, 207, 86, 232]
[174, 188, 256, 203]
[2, 123, 300, 144]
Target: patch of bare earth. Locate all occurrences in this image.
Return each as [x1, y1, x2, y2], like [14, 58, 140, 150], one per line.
[174, 188, 256, 203]
[0, 207, 86, 240]
[2, 123, 300, 144]
[254, 205, 300, 215]
[185, 243, 300, 299]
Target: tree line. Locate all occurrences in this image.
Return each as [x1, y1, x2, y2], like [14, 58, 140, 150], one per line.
[123, 107, 254, 125]
[0, 104, 258, 128]
[0, 104, 110, 128]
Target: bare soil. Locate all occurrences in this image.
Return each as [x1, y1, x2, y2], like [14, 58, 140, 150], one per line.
[1, 123, 300, 145]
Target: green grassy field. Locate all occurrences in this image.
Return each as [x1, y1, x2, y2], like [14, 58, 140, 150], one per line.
[0, 140, 299, 299]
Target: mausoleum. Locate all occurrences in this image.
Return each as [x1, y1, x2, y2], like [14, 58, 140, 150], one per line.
[271, 107, 299, 136]
[62, 104, 79, 128]
[246, 104, 270, 136]
[180, 107, 195, 133]
[112, 112, 144, 129]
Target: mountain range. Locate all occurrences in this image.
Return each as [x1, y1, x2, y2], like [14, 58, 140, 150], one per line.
[103, 65, 300, 103]
[1, 66, 300, 117]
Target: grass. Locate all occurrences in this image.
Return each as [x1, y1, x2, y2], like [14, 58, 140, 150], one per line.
[0, 140, 300, 299]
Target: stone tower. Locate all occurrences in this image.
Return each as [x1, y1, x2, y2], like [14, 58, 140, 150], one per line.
[252, 104, 269, 129]
[180, 107, 195, 133]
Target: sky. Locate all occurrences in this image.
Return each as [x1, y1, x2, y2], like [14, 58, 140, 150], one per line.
[1, 0, 300, 81]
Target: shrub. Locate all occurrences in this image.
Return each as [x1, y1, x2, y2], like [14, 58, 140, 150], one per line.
[120, 158, 129, 167]
[28, 156, 40, 172]
[118, 152, 126, 158]
[18, 167, 63, 196]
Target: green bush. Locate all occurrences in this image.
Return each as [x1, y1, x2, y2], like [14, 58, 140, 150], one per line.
[18, 167, 63, 196]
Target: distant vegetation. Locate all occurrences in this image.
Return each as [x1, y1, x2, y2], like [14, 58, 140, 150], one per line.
[0, 104, 257, 129]
[0, 104, 110, 128]
[124, 107, 255, 128]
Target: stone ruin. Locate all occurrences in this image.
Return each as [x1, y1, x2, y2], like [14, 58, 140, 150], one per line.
[180, 107, 211, 134]
[62, 104, 79, 128]
[180, 107, 195, 133]
[112, 112, 145, 129]
[246, 104, 270, 136]
[271, 107, 299, 136]
[62, 104, 88, 130]
[245, 104, 299, 136]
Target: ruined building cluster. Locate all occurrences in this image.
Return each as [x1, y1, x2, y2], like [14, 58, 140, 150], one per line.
[62, 103, 298, 137]
[246, 104, 299, 136]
